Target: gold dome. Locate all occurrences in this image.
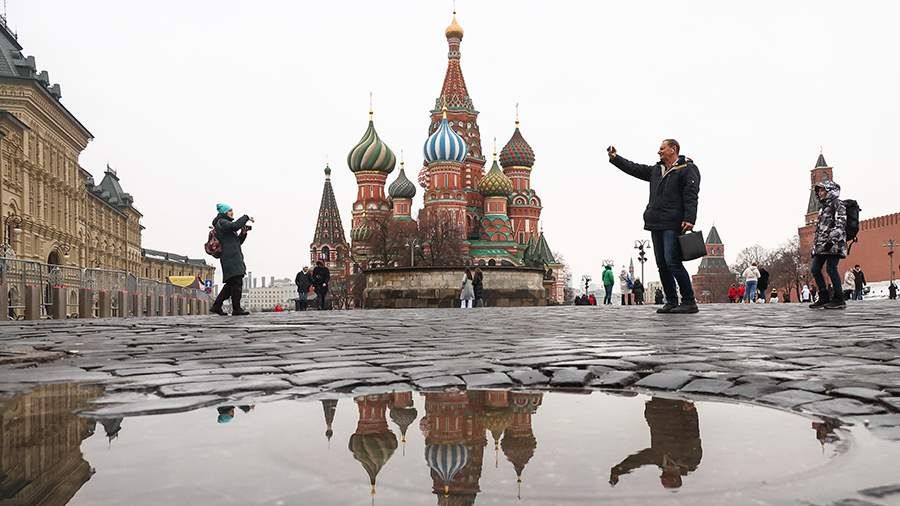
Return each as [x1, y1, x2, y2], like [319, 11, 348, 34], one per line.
[445, 12, 464, 39]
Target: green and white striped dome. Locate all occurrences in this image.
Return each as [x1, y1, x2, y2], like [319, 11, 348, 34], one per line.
[347, 113, 396, 174]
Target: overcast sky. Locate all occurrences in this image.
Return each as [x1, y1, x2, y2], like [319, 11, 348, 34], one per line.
[10, 1, 899, 286]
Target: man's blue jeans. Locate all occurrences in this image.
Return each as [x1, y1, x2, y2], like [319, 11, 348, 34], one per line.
[854, 289, 864, 301]
[604, 284, 613, 305]
[745, 280, 758, 302]
[810, 254, 841, 297]
[650, 229, 695, 305]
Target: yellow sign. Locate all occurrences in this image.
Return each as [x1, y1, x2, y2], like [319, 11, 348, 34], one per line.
[168, 276, 199, 288]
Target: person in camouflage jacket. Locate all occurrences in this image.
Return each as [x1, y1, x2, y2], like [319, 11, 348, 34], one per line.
[809, 180, 847, 309]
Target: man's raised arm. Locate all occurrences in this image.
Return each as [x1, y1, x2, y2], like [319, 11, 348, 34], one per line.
[607, 146, 654, 182]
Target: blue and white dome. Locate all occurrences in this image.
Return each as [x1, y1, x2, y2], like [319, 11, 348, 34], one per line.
[424, 112, 468, 164]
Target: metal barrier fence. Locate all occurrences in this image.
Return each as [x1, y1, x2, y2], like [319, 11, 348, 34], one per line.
[0, 257, 211, 321]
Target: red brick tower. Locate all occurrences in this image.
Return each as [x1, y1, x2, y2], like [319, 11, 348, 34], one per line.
[347, 109, 396, 268]
[420, 11, 486, 241]
[691, 226, 736, 303]
[499, 115, 542, 245]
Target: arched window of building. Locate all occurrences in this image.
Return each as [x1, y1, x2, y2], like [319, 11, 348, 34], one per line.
[321, 246, 330, 261]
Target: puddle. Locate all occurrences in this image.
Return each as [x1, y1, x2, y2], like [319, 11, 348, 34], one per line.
[2, 385, 899, 505]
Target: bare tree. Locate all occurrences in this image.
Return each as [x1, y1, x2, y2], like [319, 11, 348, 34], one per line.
[768, 236, 809, 299]
[417, 213, 465, 267]
[731, 244, 771, 276]
[368, 216, 415, 267]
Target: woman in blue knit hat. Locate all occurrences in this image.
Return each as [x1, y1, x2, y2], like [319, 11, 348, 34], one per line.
[210, 203, 254, 315]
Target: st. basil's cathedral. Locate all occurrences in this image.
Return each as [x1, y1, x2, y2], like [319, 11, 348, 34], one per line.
[311, 11, 562, 298]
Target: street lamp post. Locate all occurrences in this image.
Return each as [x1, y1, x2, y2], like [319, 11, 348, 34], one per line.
[581, 274, 592, 296]
[634, 240, 651, 283]
[885, 239, 896, 285]
[405, 239, 420, 268]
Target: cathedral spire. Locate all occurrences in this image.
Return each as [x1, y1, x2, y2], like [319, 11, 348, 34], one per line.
[436, 10, 473, 113]
[312, 164, 348, 247]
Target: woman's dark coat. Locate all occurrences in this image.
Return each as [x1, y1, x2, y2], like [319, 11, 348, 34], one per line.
[312, 265, 330, 294]
[213, 213, 250, 281]
[295, 271, 312, 293]
[473, 272, 484, 301]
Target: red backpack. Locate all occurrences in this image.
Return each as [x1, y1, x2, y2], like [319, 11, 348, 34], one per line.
[204, 227, 222, 258]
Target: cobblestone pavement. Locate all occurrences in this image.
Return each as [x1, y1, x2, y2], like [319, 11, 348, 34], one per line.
[1, 301, 899, 436]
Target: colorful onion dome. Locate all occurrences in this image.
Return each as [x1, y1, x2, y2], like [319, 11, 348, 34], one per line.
[499, 121, 535, 168]
[445, 12, 464, 39]
[479, 156, 513, 197]
[388, 161, 417, 199]
[349, 431, 398, 492]
[424, 109, 468, 164]
[425, 443, 469, 495]
[347, 112, 396, 174]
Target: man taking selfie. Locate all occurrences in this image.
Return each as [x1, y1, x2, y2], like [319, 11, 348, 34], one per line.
[607, 140, 701, 314]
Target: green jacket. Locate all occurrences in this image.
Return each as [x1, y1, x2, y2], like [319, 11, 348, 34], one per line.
[602, 268, 615, 286]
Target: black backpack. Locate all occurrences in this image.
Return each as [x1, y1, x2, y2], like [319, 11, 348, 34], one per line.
[844, 199, 861, 251]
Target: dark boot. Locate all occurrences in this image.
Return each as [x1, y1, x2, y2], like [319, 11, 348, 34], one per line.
[809, 290, 829, 309]
[210, 304, 228, 316]
[824, 288, 846, 310]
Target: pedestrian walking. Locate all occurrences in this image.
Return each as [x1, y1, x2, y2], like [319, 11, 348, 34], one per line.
[757, 266, 770, 302]
[608, 140, 700, 314]
[737, 284, 746, 303]
[602, 265, 615, 305]
[473, 267, 485, 307]
[619, 267, 633, 305]
[810, 285, 818, 302]
[210, 203, 253, 316]
[312, 260, 331, 310]
[588, 293, 598, 305]
[633, 278, 645, 305]
[808, 180, 848, 310]
[770, 289, 779, 303]
[842, 269, 855, 302]
[460, 267, 475, 308]
[889, 282, 897, 300]
[852, 265, 867, 301]
[295, 266, 312, 311]
[800, 284, 811, 303]
[727, 283, 738, 303]
[741, 263, 761, 303]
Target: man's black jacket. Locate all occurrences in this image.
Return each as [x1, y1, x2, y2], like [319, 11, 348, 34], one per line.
[610, 154, 700, 231]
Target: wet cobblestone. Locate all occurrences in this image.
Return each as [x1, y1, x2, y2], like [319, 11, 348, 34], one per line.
[1, 302, 898, 434]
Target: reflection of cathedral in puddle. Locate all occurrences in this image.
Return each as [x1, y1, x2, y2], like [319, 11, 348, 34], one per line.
[422, 390, 543, 505]
[609, 397, 703, 489]
[0, 384, 102, 505]
[339, 389, 543, 504]
[346, 392, 419, 500]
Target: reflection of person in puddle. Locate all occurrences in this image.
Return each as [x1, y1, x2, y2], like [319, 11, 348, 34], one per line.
[238, 405, 255, 413]
[217, 406, 235, 424]
[609, 398, 703, 489]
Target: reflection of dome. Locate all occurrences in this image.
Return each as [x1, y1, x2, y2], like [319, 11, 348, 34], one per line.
[445, 12, 464, 39]
[425, 443, 469, 495]
[322, 399, 338, 442]
[478, 158, 513, 197]
[349, 431, 398, 493]
[499, 123, 535, 169]
[484, 407, 512, 446]
[501, 432, 536, 478]
[424, 110, 468, 164]
[347, 114, 396, 174]
[390, 405, 418, 443]
[388, 164, 417, 199]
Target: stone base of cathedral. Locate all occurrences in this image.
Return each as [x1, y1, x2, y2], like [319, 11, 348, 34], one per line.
[363, 266, 547, 309]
